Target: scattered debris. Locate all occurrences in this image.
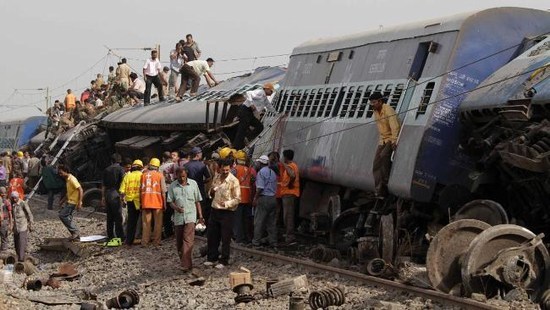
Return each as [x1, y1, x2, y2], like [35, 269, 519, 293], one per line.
[288, 294, 305, 310]
[309, 245, 341, 262]
[24, 278, 43, 291]
[269, 275, 308, 297]
[105, 289, 140, 309]
[14, 261, 37, 275]
[230, 267, 254, 304]
[308, 286, 346, 309]
[50, 262, 81, 281]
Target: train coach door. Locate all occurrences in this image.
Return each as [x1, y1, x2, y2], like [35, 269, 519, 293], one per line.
[398, 41, 437, 117]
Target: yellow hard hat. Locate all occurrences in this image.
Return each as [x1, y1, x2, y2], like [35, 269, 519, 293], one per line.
[219, 147, 232, 159]
[132, 159, 143, 167]
[235, 150, 247, 161]
[149, 158, 160, 167]
[17, 151, 23, 158]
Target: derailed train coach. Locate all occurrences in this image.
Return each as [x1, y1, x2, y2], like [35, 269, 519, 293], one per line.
[255, 7, 550, 267]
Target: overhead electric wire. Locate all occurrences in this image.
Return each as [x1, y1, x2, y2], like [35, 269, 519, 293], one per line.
[261, 62, 549, 149]
[49, 54, 109, 92]
[257, 33, 549, 145]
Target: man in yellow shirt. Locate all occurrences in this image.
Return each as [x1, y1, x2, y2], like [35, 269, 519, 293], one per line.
[370, 92, 400, 199]
[57, 164, 83, 240]
[64, 89, 76, 113]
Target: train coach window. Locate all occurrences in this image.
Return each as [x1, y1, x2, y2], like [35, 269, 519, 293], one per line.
[339, 86, 355, 118]
[319, 88, 332, 117]
[349, 50, 355, 60]
[316, 55, 322, 64]
[383, 84, 393, 100]
[326, 88, 340, 117]
[349, 86, 363, 118]
[296, 90, 308, 117]
[289, 90, 300, 116]
[357, 85, 373, 118]
[416, 82, 435, 117]
[390, 84, 404, 109]
[315, 89, 326, 117]
[276, 90, 288, 113]
[304, 89, 316, 117]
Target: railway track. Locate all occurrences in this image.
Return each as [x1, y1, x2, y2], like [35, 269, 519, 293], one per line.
[194, 236, 499, 310]
[27, 196, 510, 309]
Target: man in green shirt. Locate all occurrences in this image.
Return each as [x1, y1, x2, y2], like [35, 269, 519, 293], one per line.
[167, 167, 204, 272]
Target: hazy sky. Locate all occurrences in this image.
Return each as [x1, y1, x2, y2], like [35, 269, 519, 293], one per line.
[0, 0, 547, 121]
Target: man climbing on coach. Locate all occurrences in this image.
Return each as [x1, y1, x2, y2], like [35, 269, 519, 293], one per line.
[369, 92, 400, 199]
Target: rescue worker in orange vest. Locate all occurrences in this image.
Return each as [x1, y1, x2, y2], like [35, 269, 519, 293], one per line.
[233, 150, 256, 244]
[280, 149, 300, 244]
[120, 160, 143, 246]
[140, 158, 167, 246]
[8, 172, 26, 201]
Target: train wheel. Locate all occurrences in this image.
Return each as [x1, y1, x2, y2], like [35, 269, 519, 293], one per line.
[329, 207, 363, 251]
[82, 188, 102, 211]
[426, 219, 491, 294]
[453, 199, 508, 226]
[461, 224, 550, 300]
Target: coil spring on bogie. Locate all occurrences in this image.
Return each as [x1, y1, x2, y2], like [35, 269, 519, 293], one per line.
[309, 246, 341, 262]
[308, 287, 345, 309]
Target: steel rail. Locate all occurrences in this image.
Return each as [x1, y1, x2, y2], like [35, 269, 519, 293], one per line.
[196, 236, 498, 310]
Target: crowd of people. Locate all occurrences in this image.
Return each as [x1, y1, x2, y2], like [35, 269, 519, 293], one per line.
[44, 33, 220, 139]
[89, 146, 301, 272]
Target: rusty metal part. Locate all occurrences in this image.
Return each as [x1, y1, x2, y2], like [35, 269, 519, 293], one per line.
[265, 279, 278, 297]
[366, 258, 387, 277]
[105, 289, 140, 309]
[453, 200, 509, 226]
[1, 253, 17, 265]
[379, 214, 395, 264]
[309, 287, 345, 309]
[426, 219, 491, 293]
[540, 289, 550, 310]
[309, 245, 341, 262]
[356, 236, 379, 263]
[288, 295, 305, 310]
[195, 236, 499, 310]
[15, 261, 37, 275]
[233, 284, 255, 304]
[461, 225, 550, 301]
[45, 277, 61, 289]
[25, 279, 43, 291]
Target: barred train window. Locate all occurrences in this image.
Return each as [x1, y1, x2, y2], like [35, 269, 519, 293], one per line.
[297, 90, 308, 117]
[315, 89, 325, 117]
[357, 85, 373, 118]
[390, 84, 404, 109]
[340, 86, 355, 118]
[325, 88, 339, 117]
[349, 86, 363, 118]
[304, 89, 316, 117]
[416, 82, 435, 117]
[320, 88, 332, 117]
[366, 84, 383, 118]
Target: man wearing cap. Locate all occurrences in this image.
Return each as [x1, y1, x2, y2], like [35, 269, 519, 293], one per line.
[11, 151, 24, 180]
[205, 159, 241, 268]
[0, 187, 13, 252]
[252, 155, 278, 247]
[233, 150, 256, 244]
[176, 58, 219, 100]
[10, 191, 33, 261]
[140, 158, 167, 246]
[233, 83, 277, 150]
[160, 151, 177, 239]
[167, 166, 203, 272]
[120, 160, 144, 246]
[184, 147, 210, 224]
[57, 164, 82, 241]
[369, 92, 401, 198]
[102, 153, 126, 246]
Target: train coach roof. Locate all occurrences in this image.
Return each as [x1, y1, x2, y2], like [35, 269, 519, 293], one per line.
[461, 35, 550, 111]
[100, 66, 286, 129]
[292, 7, 547, 55]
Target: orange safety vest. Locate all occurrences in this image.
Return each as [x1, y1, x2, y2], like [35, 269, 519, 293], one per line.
[140, 170, 164, 209]
[280, 162, 300, 197]
[8, 178, 25, 200]
[275, 162, 283, 198]
[235, 164, 254, 204]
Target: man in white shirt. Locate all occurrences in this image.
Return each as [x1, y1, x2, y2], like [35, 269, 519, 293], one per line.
[169, 43, 184, 97]
[176, 58, 219, 100]
[127, 72, 146, 104]
[142, 50, 165, 105]
[233, 83, 276, 149]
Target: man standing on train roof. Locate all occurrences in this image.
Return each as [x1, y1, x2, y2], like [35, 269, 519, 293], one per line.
[143, 50, 165, 106]
[369, 92, 401, 199]
[233, 83, 277, 150]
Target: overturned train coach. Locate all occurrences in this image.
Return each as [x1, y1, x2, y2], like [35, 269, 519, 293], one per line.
[255, 6, 550, 272]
